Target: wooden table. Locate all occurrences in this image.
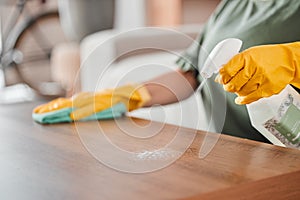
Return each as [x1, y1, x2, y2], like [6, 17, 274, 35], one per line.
[1, 101, 300, 199]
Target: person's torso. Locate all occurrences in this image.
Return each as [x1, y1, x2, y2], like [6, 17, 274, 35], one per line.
[197, 0, 300, 141]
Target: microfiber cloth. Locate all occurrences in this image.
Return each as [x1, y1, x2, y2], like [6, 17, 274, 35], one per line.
[32, 103, 127, 124]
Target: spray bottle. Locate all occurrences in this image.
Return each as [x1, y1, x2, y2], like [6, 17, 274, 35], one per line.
[200, 38, 300, 149]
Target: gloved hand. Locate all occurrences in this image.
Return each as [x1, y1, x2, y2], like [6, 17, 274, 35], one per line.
[33, 84, 151, 123]
[215, 42, 300, 104]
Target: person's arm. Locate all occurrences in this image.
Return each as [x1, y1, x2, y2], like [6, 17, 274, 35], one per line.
[142, 69, 199, 107]
[33, 69, 199, 123]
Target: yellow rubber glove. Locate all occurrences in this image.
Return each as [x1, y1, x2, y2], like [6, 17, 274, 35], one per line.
[215, 42, 300, 104]
[33, 97, 72, 114]
[33, 84, 151, 121]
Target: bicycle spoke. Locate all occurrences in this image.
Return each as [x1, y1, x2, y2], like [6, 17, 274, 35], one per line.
[7, 8, 66, 97]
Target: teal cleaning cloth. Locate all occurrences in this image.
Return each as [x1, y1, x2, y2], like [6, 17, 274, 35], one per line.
[32, 103, 127, 124]
[33, 107, 73, 124]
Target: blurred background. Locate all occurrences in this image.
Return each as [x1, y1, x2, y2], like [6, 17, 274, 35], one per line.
[0, 0, 220, 103]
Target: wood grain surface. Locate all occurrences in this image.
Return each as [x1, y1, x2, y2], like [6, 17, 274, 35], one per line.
[0, 101, 300, 200]
[184, 170, 300, 200]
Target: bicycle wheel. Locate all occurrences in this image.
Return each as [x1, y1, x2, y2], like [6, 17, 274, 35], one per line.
[10, 11, 67, 97]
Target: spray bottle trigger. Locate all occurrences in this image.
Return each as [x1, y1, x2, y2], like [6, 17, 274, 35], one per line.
[200, 38, 243, 79]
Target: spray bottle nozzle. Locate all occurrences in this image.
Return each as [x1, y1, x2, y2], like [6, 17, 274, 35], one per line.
[200, 38, 243, 79]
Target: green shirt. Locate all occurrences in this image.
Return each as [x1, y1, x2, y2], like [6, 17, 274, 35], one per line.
[177, 0, 300, 142]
